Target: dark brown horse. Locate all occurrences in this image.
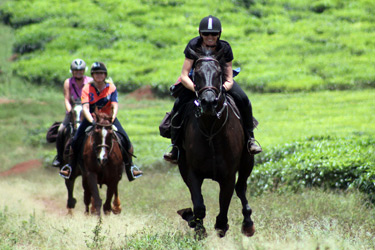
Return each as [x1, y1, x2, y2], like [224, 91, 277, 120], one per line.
[59, 99, 83, 214]
[81, 110, 123, 215]
[176, 49, 255, 238]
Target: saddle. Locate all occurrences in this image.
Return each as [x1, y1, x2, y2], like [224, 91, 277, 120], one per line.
[159, 93, 258, 139]
[46, 121, 62, 143]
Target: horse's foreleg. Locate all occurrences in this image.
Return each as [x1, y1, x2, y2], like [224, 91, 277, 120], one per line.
[215, 177, 235, 237]
[186, 174, 207, 239]
[235, 155, 255, 237]
[82, 176, 91, 215]
[112, 186, 121, 214]
[103, 182, 117, 215]
[65, 177, 77, 214]
[87, 172, 102, 216]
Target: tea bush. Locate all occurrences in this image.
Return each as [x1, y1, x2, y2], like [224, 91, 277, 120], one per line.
[250, 133, 375, 200]
[1, 0, 375, 93]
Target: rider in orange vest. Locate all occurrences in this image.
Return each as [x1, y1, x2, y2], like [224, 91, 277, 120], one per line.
[60, 62, 143, 180]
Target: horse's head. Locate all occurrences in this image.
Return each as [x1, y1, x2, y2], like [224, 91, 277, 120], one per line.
[91, 111, 114, 167]
[192, 48, 226, 116]
[70, 98, 83, 129]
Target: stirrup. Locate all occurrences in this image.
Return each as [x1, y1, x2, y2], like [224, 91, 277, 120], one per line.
[130, 165, 143, 179]
[59, 164, 72, 179]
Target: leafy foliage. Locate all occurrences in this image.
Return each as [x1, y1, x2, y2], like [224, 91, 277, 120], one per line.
[250, 133, 375, 200]
[1, 0, 375, 93]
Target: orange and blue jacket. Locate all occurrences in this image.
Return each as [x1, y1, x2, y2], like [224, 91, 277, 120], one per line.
[81, 81, 118, 115]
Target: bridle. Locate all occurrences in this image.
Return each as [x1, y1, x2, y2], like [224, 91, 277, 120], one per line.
[193, 56, 229, 140]
[193, 57, 224, 105]
[91, 122, 114, 156]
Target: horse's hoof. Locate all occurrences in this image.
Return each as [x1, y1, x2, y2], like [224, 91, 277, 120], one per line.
[104, 210, 111, 215]
[67, 208, 73, 216]
[241, 224, 255, 237]
[194, 227, 207, 240]
[112, 207, 121, 215]
[91, 207, 97, 215]
[215, 224, 229, 238]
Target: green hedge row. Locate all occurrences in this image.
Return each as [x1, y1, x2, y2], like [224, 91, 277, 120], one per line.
[250, 133, 375, 200]
[1, 0, 375, 93]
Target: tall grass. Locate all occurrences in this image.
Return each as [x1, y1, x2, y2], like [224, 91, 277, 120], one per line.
[1, 170, 375, 249]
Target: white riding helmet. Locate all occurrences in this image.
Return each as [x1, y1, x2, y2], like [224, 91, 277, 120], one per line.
[70, 59, 87, 72]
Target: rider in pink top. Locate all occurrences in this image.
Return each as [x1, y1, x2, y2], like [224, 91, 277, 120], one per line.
[52, 59, 92, 167]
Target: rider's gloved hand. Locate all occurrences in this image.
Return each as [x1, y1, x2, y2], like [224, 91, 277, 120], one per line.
[91, 120, 96, 126]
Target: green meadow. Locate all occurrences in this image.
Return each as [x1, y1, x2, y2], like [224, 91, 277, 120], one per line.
[0, 0, 375, 249]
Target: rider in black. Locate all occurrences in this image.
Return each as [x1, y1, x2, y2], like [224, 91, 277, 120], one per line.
[164, 15, 262, 164]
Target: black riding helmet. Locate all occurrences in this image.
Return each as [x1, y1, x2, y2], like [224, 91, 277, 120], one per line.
[199, 15, 222, 34]
[90, 62, 107, 76]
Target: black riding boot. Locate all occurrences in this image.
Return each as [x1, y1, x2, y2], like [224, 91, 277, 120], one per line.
[118, 135, 143, 182]
[52, 126, 65, 167]
[242, 111, 262, 155]
[228, 81, 262, 155]
[163, 111, 182, 164]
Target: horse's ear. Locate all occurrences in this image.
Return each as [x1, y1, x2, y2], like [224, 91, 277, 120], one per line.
[215, 47, 225, 61]
[188, 47, 199, 60]
[92, 113, 97, 122]
[94, 106, 99, 114]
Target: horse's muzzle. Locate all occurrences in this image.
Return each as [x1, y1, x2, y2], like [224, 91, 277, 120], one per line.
[200, 89, 218, 116]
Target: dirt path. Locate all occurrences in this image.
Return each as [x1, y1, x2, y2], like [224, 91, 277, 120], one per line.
[0, 159, 42, 177]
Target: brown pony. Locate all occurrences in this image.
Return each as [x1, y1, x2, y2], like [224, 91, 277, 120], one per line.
[81, 110, 123, 215]
[176, 49, 255, 238]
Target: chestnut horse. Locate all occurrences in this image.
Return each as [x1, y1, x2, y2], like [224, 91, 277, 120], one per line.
[176, 49, 255, 238]
[81, 110, 123, 215]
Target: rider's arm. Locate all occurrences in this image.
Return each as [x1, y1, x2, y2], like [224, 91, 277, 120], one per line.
[180, 57, 195, 92]
[223, 61, 233, 91]
[111, 102, 118, 123]
[82, 103, 94, 123]
[63, 79, 72, 113]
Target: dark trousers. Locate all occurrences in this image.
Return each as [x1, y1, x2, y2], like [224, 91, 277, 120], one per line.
[170, 87, 196, 141]
[56, 112, 72, 160]
[71, 117, 131, 155]
[227, 80, 255, 137]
